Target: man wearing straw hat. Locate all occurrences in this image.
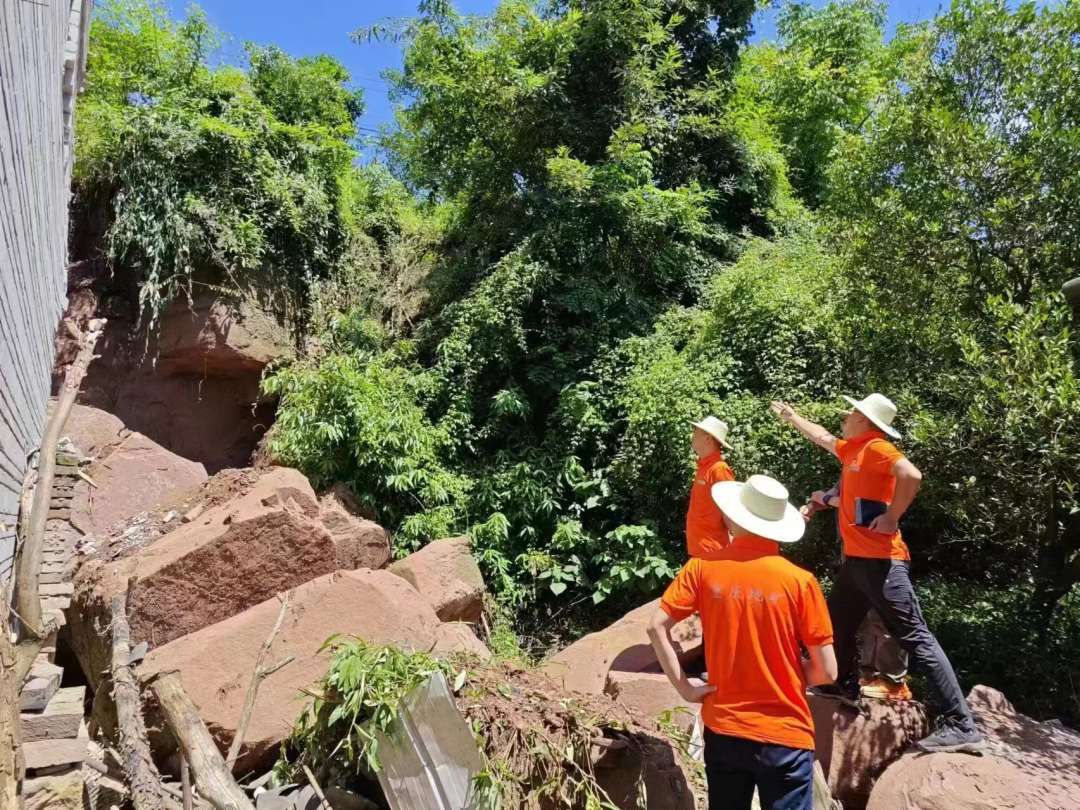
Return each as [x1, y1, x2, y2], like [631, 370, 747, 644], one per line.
[686, 416, 736, 558]
[648, 474, 837, 809]
[770, 394, 983, 753]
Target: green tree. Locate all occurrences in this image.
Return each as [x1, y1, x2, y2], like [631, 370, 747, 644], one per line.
[735, 0, 890, 205]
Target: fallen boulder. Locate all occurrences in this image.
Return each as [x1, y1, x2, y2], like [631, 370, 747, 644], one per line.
[867, 686, 1080, 810]
[810, 694, 927, 807]
[140, 569, 444, 773]
[605, 670, 700, 734]
[71, 430, 208, 538]
[389, 536, 485, 623]
[318, 486, 390, 570]
[59, 403, 208, 538]
[68, 468, 340, 689]
[542, 599, 703, 695]
[433, 622, 492, 661]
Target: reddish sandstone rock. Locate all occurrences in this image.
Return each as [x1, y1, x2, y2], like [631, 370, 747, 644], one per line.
[604, 670, 700, 734]
[433, 622, 492, 661]
[68, 468, 337, 689]
[810, 694, 928, 807]
[542, 599, 703, 695]
[318, 486, 390, 570]
[867, 686, 1080, 810]
[389, 536, 485, 623]
[155, 293, 293, 377]
[71, 430, 208, 537]
[140, 569, 443, 773]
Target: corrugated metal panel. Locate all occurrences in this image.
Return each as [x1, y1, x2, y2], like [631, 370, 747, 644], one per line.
[375, 672, 484, 810]
[0, 0, 90, 582]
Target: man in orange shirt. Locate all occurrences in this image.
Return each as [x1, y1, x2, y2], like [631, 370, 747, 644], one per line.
[686, 416, 736, 558]
[649, 474, 837, 809]
[771, 394, 983, 753]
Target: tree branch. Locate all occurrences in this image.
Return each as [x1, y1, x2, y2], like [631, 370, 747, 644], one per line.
[225, 591, 294, 771]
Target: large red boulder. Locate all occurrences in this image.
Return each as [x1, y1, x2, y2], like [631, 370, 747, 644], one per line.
[867, 686, 1080, 810]
[140, 569, 444, 773]
[68, 468, 339, 688]
[318, 486, 390, 570]
[388, 536, 486, 622]
[542, 599, 703, 695]
[605, 671, 700, 734]
[809, 694, 927, 807]
[60, 404, 207, 538]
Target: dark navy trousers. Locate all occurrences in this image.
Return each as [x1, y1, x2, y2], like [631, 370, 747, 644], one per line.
[703, 730, 813, 810]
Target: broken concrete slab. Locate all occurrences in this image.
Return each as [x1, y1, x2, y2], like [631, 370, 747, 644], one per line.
[389, 536, 485, 623]
[21, 686, 85, 747]
[21, 686, 86, 743]
[140, 569, 444, 773]
[23, 721, 89, 771]
[542, 599, 703, 695]
[20, 662, 63, 712]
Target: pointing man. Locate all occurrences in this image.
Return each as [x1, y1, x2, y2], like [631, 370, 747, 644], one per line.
[770, 394, 983, 753]
[649, 474, 837, 809]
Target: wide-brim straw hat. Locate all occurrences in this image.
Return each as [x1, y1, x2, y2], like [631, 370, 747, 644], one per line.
[711, 475, 805, 543]
[842, 393, 901, 439]
[689, 416, 733, 450]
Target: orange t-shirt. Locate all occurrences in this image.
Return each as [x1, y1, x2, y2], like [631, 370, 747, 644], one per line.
[686, 451, 735, 558]
[661, 536, 834, 750]
[834, 431, 911, 560]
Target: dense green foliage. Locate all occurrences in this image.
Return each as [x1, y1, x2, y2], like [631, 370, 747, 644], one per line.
[79, 0, 1080, 722]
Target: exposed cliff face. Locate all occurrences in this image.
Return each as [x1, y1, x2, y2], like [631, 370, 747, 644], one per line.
[54, 261, 293, 471]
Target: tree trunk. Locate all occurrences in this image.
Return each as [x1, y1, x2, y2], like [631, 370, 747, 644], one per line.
[0, 620, 23, 809]
[147, 672, 254, 810]
[15, 319, 104, 634]
[111, 595, 164, 809]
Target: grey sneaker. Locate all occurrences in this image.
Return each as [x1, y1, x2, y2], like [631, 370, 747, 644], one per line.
[916, 718, 985, 754]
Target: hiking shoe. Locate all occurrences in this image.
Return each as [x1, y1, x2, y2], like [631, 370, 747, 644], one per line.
[916, 718, 985, 754]
[859, 676, 913, 702]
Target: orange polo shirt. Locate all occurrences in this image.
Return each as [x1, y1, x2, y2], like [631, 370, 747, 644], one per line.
[686, 451, 735, 558]
[661, 536, 834, 750]
[834, 431, 911, 560]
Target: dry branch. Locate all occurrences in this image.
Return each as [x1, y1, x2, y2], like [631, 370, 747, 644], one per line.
[112, 595, 164, 810]
[225, 591, 293, 770]
[302, 765, 333, 810]
[148, 671, 254, 810]
[15, 319, 104, 633]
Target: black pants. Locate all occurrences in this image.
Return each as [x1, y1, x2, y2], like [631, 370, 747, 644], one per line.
[704, 730, 813, 810]
[829, 557, 973, 726]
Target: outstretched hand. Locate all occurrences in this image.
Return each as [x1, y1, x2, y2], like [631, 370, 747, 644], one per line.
[770, 400, 796, 422]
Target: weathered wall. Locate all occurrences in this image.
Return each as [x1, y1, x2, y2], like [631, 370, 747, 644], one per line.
[0, 0, 91, 581]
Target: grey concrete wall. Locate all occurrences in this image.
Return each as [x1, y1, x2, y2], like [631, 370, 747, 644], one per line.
[0, 0, 91, 581]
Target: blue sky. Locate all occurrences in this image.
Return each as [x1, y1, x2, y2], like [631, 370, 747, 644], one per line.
[166, 0, 948, 156]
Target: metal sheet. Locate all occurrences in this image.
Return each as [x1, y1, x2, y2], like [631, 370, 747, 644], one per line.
[375, 672, 484, 810]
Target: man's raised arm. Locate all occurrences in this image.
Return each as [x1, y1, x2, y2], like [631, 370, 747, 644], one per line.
[770, 401, 838, 455]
